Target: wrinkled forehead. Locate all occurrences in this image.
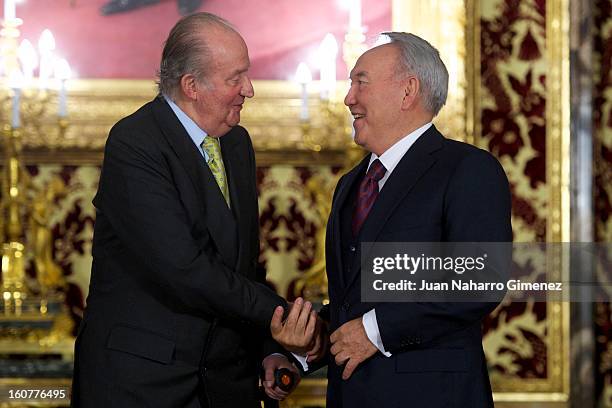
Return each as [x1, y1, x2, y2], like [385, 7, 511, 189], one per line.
[350, 44, 400, 79]
[205, 28, 250, 65]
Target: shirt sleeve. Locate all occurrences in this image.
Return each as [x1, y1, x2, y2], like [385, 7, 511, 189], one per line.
[290, 353, 309, 371]
[363, 309, 392, 357]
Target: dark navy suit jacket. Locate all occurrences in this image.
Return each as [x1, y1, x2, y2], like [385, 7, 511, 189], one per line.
[323, 125, 512, 408]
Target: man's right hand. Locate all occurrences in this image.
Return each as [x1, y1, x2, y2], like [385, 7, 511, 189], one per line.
[270, 297, 318, 355]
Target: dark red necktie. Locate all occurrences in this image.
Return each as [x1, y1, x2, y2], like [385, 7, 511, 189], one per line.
[352, 159, 387, 237]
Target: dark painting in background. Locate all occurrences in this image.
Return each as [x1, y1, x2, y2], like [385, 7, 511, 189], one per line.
[16, 0, 391, 79]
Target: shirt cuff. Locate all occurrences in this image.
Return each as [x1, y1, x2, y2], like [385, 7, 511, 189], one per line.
[291, 353, 309, 371]
[362, 309, 392, 357]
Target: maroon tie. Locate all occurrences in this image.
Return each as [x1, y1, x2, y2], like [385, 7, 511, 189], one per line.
[352, 159, 387, 237]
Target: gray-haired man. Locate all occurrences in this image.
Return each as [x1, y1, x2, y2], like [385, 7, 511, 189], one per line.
[273, 32, 512, 408]
[72, 13, 302, 408]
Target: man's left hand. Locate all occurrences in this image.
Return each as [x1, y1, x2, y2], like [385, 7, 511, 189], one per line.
[329, 317, 377, 380]
[262, 354, 300, 401]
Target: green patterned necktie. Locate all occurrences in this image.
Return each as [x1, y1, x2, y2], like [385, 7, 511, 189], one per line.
[201, 136, 230, 206]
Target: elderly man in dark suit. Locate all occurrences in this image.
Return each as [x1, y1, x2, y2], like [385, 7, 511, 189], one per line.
[272, 32, 512, 408]
[71, 13, 302, 408]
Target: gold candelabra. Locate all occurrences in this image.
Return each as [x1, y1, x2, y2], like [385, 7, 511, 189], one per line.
[0, 13, 74, 346]
[1, 117, 69, 313]
[1, 125, 27, 313]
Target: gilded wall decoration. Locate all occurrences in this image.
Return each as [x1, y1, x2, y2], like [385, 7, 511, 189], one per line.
[4, 163, 339, 335]
[24, 165, 99, 328]
[257, 165, 339, 299]
[479, 0, 569, 397]
[480, 0, 548, 243]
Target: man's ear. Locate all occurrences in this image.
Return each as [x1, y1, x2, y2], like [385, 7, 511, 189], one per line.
[401, 76, 420, 110]
[180, 74, 198, 100]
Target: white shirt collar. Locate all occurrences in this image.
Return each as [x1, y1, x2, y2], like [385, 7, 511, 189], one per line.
[163, 94, 213, 161]
[367, 122, 433, 189]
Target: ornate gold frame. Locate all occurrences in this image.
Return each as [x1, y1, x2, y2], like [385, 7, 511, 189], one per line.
[2, 79, 356, 167]
[471, 0, 571, 402]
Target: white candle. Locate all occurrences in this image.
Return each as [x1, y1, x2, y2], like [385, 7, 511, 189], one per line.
[295, 62, 312, 120]
[349, 0, 362, 31]
[8, 71, 23, 128]
[59, 80, 67, 117]
[318, 34, 338, 100]
[11, 88, 21, 128]
[4, 0, 15, 21]
[300, 83, 309, 120]
[54, 58, 71, 117]
[321, 62, 337, 101]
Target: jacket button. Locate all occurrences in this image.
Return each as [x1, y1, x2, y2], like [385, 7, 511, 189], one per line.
[341, 302, 350, 311]
[350, 245, 356, 252]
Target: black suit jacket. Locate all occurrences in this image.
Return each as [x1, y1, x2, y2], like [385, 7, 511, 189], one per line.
[72, 97, 286, 408]
[323, 125, 512, 408]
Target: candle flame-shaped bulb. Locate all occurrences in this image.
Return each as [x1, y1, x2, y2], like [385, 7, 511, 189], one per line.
[295, 62, 312, 85]
[18, 40, 38, 79]
[38, 29, 56, 54]
[319, 33, 339, 58]
[54, 58, 71, 80]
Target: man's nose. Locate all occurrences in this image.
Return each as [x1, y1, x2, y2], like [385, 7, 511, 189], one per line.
[344, 86, 355, 106]
[242, 76, 254, 98]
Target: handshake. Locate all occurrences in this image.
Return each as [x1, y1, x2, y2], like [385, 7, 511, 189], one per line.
[259, 297, 327, 402]
[270, 297, 379, 380]
[263, 297, 378, 401]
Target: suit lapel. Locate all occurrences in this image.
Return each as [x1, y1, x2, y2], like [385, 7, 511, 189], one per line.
[344, 126, 444, 292]
[151, 97, 239, 268]
[328, 155, 369, 289]
[220, 130, 251, 274]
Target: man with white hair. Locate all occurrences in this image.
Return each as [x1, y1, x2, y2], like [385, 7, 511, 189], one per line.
[273, 32, 512, 408]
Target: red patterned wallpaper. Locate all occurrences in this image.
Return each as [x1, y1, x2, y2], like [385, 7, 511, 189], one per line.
[480, 0, 548, 382]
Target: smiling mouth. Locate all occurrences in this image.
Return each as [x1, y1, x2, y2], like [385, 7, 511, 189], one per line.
[352, 113, 365, 120]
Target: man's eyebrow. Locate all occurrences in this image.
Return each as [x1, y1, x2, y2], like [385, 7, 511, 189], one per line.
[227, 69, 248, 79]
[350, 70, 368, 79]
[230, 66, 250, 76]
